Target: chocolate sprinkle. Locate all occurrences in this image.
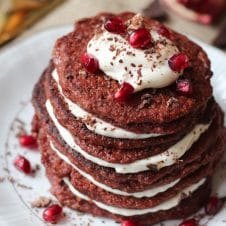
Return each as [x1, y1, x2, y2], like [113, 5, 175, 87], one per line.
[147, 164, 159, 172]
[142, 0, 168, 21]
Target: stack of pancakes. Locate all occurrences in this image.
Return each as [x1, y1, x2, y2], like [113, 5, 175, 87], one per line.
[32, 12, 225, 225]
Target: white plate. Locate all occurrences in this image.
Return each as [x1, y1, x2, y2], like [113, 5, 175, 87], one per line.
[0, 26, 226, 226]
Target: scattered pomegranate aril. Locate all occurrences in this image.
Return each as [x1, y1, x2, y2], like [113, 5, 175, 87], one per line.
[121, 219, 141, 226]
[14, 155, 31, 174]
[20, 134, 37, 149]
[104, 17, 126, 34]
[114, 82, 134, 102]
[81, 53, 99, 73]
[205, 196, 224, 215]
[157, 25, 172, 39]
[168, 53, 189, 72]
[179, 218, 198, 226]
[176, 78, 193, 95]
[129, 28, 152, 49]
[43, 204, 63, 223]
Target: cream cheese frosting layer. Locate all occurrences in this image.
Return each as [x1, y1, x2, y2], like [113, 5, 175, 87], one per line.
[52, 69, 162, 139]
[50, 141, 180, 198]
[87, 29, 180, 92]
[46, 99, 210, 173]
[64, 177, 206, 216]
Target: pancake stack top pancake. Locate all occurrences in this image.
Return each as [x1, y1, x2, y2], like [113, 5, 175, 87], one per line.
[32, 12, 225, 225]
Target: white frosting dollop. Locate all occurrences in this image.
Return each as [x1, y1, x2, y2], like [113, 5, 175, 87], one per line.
[87, 30, 180, 92]
[50, 141, 180, 198]
[64, 177, 206, 216]
[45, 99, 210, 173]
[52, 69, 162, 139]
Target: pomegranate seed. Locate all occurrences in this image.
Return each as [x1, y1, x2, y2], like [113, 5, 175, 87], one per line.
[157, 25, 172, 39]
[168, 53, 189, 72]
[176, 78, 193, 95]
[43, 204, 62, 223]
[129, 28, 152, 49]
[205, 196, 224, 215]
[14, 155, 31, 174]
[179, 218, 198, 226]
[104, 17, 126, 34]
[81, 53, 99, 73]
[20, 135, 37, 148]
[114, 82, 134, 102]
[121, 220, 141, 226]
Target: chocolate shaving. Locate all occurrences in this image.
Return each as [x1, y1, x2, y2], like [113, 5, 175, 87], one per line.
[14, 118, 27, 138]
[141, 93, 152, 100]
[17, 183, 32, 190]
[79, 70, 87, 77]
[147, 164, 159, 172]
[127, 14, 144, 30]
[32, 164, 40, 174]
[8, 176, 15, 183]
[138, 93, 152, 109]
[166, 97, 179, 108]
[83, 115, 97, 127]
[31, 196, 52, 208]
[176, 159, 184, 165]
[180, 192, 189, 200]
[138, 99, 151, 110]
[3, 167, 9, 173]
[213, 20, 226, 49]
[109, 45, 116, 52]
[142, 0, 168, 21]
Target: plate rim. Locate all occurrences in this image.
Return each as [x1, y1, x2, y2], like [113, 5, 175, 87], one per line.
[0, 25, 226, 226]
